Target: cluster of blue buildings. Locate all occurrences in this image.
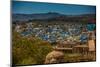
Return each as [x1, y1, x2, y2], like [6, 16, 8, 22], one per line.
[15, 22, 96, 44]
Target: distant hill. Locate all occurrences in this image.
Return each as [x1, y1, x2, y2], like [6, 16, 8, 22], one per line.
[12, 12, 65, 21]
[12, 12, 96, 23]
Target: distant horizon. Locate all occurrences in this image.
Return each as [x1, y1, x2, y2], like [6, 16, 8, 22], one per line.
[12, 12, 96, 16]
[12, 1, 96, 15]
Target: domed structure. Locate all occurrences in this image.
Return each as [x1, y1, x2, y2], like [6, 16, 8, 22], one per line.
[44, 50, 64, 64]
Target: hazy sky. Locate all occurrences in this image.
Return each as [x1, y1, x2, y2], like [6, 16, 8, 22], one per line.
[12, 1, 96, 15]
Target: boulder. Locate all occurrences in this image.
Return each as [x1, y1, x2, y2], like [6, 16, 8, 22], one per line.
[44, 50, 64, 64]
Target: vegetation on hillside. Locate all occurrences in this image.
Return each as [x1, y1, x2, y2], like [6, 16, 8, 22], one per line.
[12, 31, 53, 65]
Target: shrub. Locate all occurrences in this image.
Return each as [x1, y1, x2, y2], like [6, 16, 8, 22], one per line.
[12, 32, 53, 65]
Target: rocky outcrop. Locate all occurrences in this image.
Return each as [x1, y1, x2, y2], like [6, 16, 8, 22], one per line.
[44, 50, 64, 64]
